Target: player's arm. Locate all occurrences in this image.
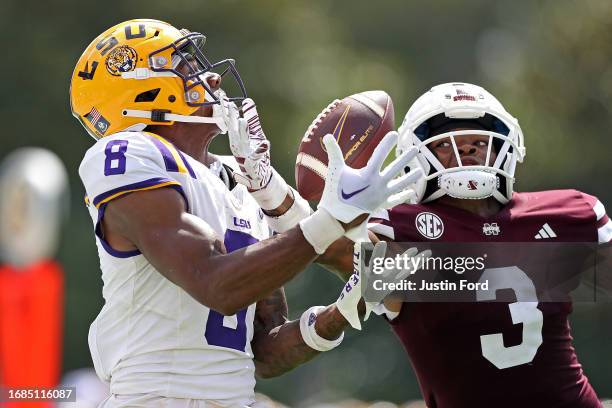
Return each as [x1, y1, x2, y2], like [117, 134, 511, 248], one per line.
[251, 288, 350, 378]
[103, 187, 324, 316]
[100, 132, 418, 316]
[581, 193, 612, 291]
[316, 227, 405, 316]
[317, 231, 380, 281]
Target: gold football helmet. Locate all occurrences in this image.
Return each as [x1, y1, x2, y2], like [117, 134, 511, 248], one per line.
[70, 19, 247, 139]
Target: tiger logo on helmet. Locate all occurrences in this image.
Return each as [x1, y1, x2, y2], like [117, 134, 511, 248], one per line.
[70, 19, 247, 140]
[105, 45, 138, 76]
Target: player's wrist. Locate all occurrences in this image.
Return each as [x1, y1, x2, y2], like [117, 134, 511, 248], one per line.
[249, 169, 290, 211]
[261, 191, 293, 217]
[314, 304, 351, 338]
[299, 208, 345, 254]
[264, 188, 312, 233]
[299, 306, 344, 352]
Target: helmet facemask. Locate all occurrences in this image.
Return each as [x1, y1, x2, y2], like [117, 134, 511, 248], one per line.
[419, 127, 518, 202]
[119, 29, 248, 135]
[149, 31, 247, 107]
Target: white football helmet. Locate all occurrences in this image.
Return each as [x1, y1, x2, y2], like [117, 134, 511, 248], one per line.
[397, 82, 525, 204]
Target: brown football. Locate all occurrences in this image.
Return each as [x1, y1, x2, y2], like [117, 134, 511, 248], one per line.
[295, 90, 395, 201]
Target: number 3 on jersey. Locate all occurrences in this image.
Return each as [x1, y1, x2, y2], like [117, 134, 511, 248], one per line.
[477, 266, 544, 369]
[104, 140, 128, 175]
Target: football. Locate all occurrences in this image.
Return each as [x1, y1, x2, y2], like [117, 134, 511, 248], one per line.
[295, 90, 395, 201]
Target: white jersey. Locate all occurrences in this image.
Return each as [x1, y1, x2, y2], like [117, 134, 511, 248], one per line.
[79, 131, 271, 406]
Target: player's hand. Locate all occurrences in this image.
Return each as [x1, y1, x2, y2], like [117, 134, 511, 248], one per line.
[366, 241, 431, 304]
[336, 241, 431, 329]
[335, 254, 369, 330]
[319, 131, 422, 225]
[336, 241, 383, 330]
[226, 98, 272, 191]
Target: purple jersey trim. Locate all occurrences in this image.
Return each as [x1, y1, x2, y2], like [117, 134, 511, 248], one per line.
[95, 204, 142, 258]
[93, 181, 189, 259]
[148, 136, 180, 173]
[177, 149, 197, 179]
[92, 177, 180, 207]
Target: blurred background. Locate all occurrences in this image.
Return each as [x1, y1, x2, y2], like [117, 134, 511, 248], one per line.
[1, 0, 611, 406]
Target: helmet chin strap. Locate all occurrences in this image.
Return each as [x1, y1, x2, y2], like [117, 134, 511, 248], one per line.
[438, 169, 499, 200]
[122, 86, 231, 134]
[122, 109, 228, 133]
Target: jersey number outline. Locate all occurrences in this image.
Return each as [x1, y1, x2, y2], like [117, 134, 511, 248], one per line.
[204, 229, 258, 352]
[477, 266, 544, 369]
[104, 140, 128, 176]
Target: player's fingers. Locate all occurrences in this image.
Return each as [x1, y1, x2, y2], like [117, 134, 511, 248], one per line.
[323, 134, 344, 166]
[241, 98, 257, 118]
[392, 247, 418, 280]
[387, 168, 423, 195]
[384, 188, 417, 208]
[418, 249, 432, 261]
[241, 98, 266, 139]
[395, 268, 412, 281]
[237, 118, 250, 143]
[254, 140, 270, 155]
[381, 146, 418, 181]
[403, 247, 418, 258]
[371, 241, 388, 262]
[367, 131, 398, 173]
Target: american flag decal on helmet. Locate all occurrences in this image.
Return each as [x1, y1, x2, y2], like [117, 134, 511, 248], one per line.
[85, 107, 110, 135]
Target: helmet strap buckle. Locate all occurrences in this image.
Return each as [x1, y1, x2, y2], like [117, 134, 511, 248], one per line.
[151, 109, 171, 122]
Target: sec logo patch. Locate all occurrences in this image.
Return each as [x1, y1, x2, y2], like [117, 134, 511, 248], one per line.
[415, 212, 444, 239]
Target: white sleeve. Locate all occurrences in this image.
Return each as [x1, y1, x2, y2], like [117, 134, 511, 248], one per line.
[79, 132, 187, 210]
[593, 199, 612, 244]
[370, 302, 400, 321]
[78, 132, 188, 257]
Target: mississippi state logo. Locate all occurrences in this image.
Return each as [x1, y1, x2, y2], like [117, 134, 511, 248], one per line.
[482, 222, 500, 236]
[415, 212, 444, 239]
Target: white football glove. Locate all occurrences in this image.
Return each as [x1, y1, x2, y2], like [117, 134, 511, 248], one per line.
[299, 131, 422, 254]
[336, 241, 431, 330]
[335, 245, 369, 330]
[367, 241, 432, 303]
[319, 131, 422, 224]
[226, 98, 273, 191]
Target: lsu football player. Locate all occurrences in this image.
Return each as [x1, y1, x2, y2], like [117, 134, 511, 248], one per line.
[70, 19, 423, 407]
[324, 83, 611, 407]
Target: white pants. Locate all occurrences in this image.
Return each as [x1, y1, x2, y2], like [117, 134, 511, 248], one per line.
[99, 394, 263, 408]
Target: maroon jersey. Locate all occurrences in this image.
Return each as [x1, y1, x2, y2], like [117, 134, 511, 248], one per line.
[370, 190, 611, 408]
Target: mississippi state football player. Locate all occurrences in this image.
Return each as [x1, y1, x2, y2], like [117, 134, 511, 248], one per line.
[325, 83, 610, 408]
[70, 19, 421, 407]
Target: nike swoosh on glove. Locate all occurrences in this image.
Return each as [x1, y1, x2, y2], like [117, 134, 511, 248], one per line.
[319, 131, 422, 224]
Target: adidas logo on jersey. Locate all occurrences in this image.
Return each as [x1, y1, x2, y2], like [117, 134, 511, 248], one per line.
[535, 223, 557, 239]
